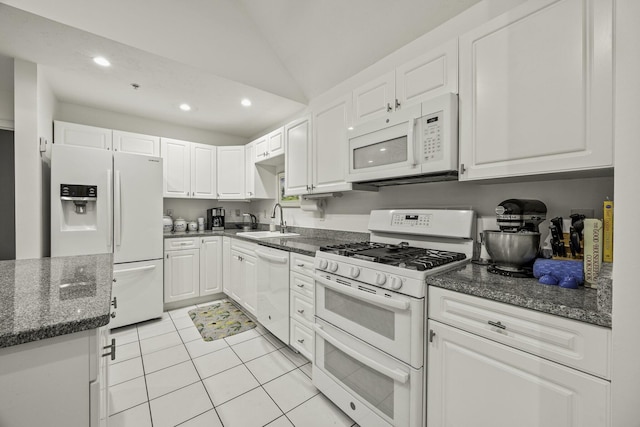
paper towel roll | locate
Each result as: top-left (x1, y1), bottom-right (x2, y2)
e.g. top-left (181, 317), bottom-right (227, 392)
top-left (300, 198), bottom-right (324, 212)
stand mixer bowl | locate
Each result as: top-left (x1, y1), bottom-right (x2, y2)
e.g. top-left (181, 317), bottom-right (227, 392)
top-left (483, 230), bottom-right (541, 270)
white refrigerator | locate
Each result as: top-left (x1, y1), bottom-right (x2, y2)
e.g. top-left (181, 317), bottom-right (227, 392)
top-left (51, 144), bottom-right (163, 329)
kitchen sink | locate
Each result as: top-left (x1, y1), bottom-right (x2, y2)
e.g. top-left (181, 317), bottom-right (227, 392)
top-left (235, 231), bottom-right (300, 239)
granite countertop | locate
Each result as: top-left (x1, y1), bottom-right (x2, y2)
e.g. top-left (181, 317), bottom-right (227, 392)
top-left (164, 226), bottom-right (369, 257)
top-left (428, 263), bottom-right (612, 328)
top-left (0, 254), bottom-right (114, 348)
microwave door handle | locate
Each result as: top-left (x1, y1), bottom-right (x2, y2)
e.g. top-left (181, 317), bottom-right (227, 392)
top-left (314, 324), bottom-right (409, 384)
top-left (313, 273), bottom-right (410, 311)
top-left (409, 120), bottom-right (417, 167)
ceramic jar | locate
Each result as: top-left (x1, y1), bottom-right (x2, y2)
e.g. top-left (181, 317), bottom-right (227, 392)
top-left (188, 221), bottom-right (198, 231)
top-left (163, 215), bottom-right (173, 232)
top-left (173, 217), bottom-right (187, 232)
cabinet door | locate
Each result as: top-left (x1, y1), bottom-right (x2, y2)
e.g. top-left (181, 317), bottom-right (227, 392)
top-left (285, 116), bottom-right (312, 196)
top-left (200, 237), bottom-right (222, 295)
top-left (427, 320), bottom-right (611, 427)
top-left (161, 138), bottom-right (191, 198)
top-left (164, 249), bottom-right (199, 303)
top-left (312, 94), bottom-right (353, 193)
top-left (245, 142), bottom-right (255, 198)
top-left (395, 38), bottom-right (458, 107)
top-left (254, 135), bottom-right (268, 162)
top-left (222, 237), bottom-right (231, 294)
top-left (216, 146), bottom-right (245, 199)
top-left (113, 130), bottom-right (160, 156)
top-left (191, 143), bottom-right (217, 199)
top-left (54, 121), bottom-right (112, 150)
top-left (267, 126), bottom-right (285, 158)
top-left (352, 70), bottom-right (395, 124)
top-left (228, 248), bottom-right (244, 303)
top-left (458, 0), bottom-right (613, 180)
top-left (242, 252), bottom-right (258, 318)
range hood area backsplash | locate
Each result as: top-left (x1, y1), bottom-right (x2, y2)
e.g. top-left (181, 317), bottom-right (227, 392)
top-left (166, 175), bottom-right (614, 239)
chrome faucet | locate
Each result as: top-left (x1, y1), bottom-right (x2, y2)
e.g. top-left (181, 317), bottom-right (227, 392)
top-left (271, 203), bottom-right (286, 233)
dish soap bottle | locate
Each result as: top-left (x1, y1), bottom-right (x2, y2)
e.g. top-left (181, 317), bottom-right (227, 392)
top-left (269, 218), bottom-right (276, 232)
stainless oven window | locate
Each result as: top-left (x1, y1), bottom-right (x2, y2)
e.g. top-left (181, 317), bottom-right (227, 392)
top-left (353, 136), bottom-right (407, 170)
top-left (325, 341), bottom-right (395, 419)
top-left (325, 287), bottom-right (395, 339)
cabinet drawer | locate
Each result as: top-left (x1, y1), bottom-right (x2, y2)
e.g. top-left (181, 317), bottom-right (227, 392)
top-left (290, 292), bottom-right (314, 326)
top-left (290, 271), bottom-right (314, 299)
top-left (290, 253), bottom-right (315, 276)
top-left (164, 238), bottom-right (200, 250)
top-left (428, 287), bottom-right (611, 379)
top-left (290, 318), bottom-right (313, 361)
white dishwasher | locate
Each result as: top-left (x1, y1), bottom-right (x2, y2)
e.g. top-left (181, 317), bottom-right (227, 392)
top-left (256, 246), bottom-right (290, 344)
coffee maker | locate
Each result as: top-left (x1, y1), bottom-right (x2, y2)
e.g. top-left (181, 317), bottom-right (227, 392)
top-left (207, 207), bottom-right (225, 231)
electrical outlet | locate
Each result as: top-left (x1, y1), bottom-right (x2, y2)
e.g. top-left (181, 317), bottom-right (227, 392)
top-left (235, 209), bottom-right (241, 216)
top-left (167, 209), bottom-right (173, 216)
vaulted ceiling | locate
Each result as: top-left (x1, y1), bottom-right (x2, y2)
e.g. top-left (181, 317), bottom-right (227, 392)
top-left (0, 0), bottom-right (481, 137)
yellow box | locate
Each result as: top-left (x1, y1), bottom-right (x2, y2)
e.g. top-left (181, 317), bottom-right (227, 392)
top-left (603, 200), bottom-right (613, 262)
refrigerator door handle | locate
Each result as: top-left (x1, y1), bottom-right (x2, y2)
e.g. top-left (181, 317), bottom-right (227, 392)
top-left (115, 170), bottom-right (122, 247)
top-left (106, 169), bottom-right (112, 249)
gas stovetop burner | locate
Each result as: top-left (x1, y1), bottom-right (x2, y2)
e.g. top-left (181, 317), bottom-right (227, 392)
top-left (320, 241), bottom-right (466, 271)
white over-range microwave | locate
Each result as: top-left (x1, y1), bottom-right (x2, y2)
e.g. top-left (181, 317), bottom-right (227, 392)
top-left (346, 93), bottom-right (458, 186)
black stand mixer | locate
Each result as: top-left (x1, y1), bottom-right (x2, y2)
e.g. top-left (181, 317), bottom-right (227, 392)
top-left (484, 199), bottom-right (547, 277)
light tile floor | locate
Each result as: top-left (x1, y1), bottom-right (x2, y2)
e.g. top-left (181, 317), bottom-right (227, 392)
top-left (107, 300), bottom-right (357, 427)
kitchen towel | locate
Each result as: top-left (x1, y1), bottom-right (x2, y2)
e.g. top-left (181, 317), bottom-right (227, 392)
top-left (533, 259), bottom-right (584, 288)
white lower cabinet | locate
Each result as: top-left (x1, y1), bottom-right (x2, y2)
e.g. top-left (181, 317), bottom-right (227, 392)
top-left (0, 327), bottom-right (110, 427)
top-left (164, 237), bottom-right (223, 304)
top-left (222, 236), bottom-right (231, 295)
top-left (111, 259), bottom-right (163, 329)
top-left (200, 236), bottom-right (223, 295)
top-left (228, 239), bottom-right (258, 317)
top-left (427, 287), bottom-right (611, 427)
top-left (289, 253), bottom-right (315, 361)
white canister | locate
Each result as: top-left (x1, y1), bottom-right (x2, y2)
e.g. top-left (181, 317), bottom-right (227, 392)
top-left (163, 215), bottom-right (173, 232)
top-left (197, 217), bottom-right (205, 230)
top-left (188, 221), bottom-right (198, 231)
top-left (173, 217), bottom-right (187, 232)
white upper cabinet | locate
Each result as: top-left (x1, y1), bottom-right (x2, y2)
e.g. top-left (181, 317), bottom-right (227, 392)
top-left (217, 146), bottom-right (245, 199)
top-left (54, 121), bottom-right (112, 150)
top-left (161, 138), bottom-right (191, 198)
top-left (458, 0), bottom-right (613, 181)
top-left (246, 141), bottom-right (276, 200)
top-left (352, 39), bottom-right (458, 124)
top-left (312, 94), bottom-right (354, 194)
top-left (113, 130), bottom-right (160, 156)
top-left (190, 143), bottom-right (217, 199)
top-left (245, 142), bottom-right (256, 198)
top-left (255, 127), bottom-right (285, 164)
top-left (284, 116), bottom-right (312, 196)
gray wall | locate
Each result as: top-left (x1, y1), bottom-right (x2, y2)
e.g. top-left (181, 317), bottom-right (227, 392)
top-left (0, 129), bottom-right (15, 260)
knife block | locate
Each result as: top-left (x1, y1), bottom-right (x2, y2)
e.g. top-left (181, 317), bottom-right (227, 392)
top-left (552, 232), bottom-right (583, 260)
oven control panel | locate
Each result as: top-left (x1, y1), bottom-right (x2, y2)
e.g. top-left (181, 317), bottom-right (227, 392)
top-left (391, 213), bottom-right (432, 228)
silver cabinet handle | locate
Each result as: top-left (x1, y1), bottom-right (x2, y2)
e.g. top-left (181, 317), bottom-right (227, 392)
top-left (111, 297), bottom-right (117, 309)
top-left (488, 320), bottom-right (506, 330)
top-left (102, 338), bottom-right (117, 361)
top-left (460, 163), bottom-right (466, 174)
top-left (296, 283), bottom-right (304, 288)
top-left (395, 99), bottom-right (401, 110)
top-left (110, 312), bottom-right (116, 318)
top-left (297, 339), bottom-right (305, 344)
top-left (297, 309), bottom-right (304, 314)
top-left (387, 103), bottom-right (392, 112)
top-left (296, 263), bottom-right (305, 267)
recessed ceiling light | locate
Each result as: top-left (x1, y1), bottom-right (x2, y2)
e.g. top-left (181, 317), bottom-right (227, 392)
top-left (347, 126), bottom-right (354, 131)
top-left (368, 160), bottom-right (374, 163)
top-left (380, 148), bottom-right (387, 152)
top-left (93, 56), bottom-right (111, 67)
top-left (179, 103), bottom-right (192, 111)
top-left (241, 99), bottom-right (252, 107)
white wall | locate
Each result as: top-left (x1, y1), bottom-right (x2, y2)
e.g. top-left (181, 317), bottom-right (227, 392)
top-left (0, 54), bottom-right (14, 129)
top-left (56, 102), bottom-right (248, 146)
top-left (611, 0), bottom-right (640, 424)
top-left (14, 59), bottom-right (42, 259)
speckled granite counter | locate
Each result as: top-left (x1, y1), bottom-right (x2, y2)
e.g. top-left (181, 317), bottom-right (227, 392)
top-left (164, 226), bottom-right (369, 257)
top-left (428, 263), bottom-right (612, 328)
top-left (0, 254), bottom-right (114, 348)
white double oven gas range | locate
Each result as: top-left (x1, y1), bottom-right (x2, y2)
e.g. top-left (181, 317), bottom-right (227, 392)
top-left (312, 209), bottom-right (475, 427)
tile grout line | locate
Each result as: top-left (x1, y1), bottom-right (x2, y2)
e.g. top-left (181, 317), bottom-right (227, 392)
top-left (135, 320), bottom-right (154, 426)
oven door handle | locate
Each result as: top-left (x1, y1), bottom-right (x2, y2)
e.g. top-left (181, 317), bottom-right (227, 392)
top-left (314, 274), bottom-right (410, 311)
top-left (314, 324), bottom-right (409, 384)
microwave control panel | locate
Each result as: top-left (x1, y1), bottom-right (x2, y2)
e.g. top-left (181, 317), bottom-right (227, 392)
top-left (420, 111), bottom-right (443, 162)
